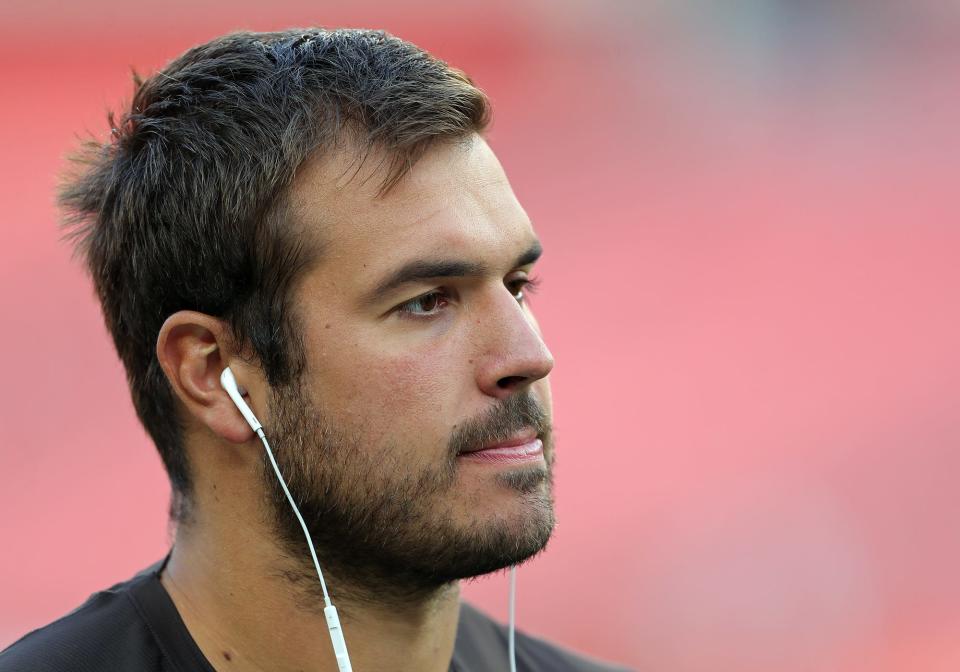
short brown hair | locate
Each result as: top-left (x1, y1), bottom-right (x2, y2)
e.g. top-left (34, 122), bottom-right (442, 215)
top-left (59, 28), bottom-right (490, 520)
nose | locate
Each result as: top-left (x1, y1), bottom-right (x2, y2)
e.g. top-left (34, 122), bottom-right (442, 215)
top-left (474, 291), bottom-right (555, 399)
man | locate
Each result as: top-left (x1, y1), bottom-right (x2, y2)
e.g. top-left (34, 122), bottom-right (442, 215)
top-left (0, 29), bottom-right (628, 671)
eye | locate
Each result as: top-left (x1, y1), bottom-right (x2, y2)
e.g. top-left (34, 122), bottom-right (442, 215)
top-left (397, 289), bottom-right (450, 318)
top-left (506, 275), bottom-right (540, 303)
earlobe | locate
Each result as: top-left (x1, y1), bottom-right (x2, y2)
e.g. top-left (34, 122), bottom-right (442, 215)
top-left (156, 311), bottom-right (258, 444)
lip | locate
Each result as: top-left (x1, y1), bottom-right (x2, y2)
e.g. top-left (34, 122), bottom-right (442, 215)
top-left (459, 427), bottom-right (539, 455)
top-left (458, 437), bottom-right (544, 464)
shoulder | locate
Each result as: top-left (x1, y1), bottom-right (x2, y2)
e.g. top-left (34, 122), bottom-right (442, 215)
top-left (456, 602), bottom-right (634, 672)
top-left (0, 571), bottom-right (164, 672)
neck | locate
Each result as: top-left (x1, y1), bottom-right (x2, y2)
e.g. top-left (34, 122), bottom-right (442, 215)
top-left (161, 506), bottom-right (461, 672)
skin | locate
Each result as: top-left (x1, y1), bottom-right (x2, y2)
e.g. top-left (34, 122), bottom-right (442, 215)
top-left (155, 134), bottom-right (554, 672)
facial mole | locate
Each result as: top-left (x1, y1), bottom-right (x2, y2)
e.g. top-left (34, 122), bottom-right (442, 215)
top-left (223, 651), bottom-right (232, 662)
top-left (325, 323), bottom-right (331, 329)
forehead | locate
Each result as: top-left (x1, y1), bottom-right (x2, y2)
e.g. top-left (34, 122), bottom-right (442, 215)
top-left (288, 135), bottom-right (535, 273)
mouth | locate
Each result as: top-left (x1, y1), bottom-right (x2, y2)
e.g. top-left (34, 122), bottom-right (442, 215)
top-left (458, 427), bottom-right (538, 454)
top-left (457, 427), bottom-right (544, 464)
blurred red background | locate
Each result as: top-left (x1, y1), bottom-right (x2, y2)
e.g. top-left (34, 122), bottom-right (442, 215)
top-left (2, 2), bottom-right (960, 670)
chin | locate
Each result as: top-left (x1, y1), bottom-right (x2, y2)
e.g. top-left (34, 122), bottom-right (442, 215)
top-left (464, 510), bottom-right (556, 578)
top-left (449, 484), bottom-right (556, 578)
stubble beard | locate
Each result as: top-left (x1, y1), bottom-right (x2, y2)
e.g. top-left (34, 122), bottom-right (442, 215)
top-left (260, 379), bottom-right (556, 608)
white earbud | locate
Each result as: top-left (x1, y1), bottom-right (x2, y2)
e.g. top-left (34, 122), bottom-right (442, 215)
top-left (219, 367), bottom-right (262, 433)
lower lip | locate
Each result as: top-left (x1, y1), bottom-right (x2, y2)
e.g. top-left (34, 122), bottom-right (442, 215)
top-left (458, 438), bottom-right (544, 465)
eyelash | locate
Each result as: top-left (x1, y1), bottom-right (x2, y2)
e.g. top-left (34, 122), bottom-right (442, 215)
top-left (396, 276), bottom-right (541, 319)
top-left (511, 275), bottom-right (540, 300)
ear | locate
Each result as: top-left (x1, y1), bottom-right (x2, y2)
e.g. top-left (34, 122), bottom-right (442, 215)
top-left (156, 311), bottom-right (264, 444)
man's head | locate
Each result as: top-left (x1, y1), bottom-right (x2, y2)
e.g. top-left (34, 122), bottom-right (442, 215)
top-left (61, 28), bottom-right (555, 598)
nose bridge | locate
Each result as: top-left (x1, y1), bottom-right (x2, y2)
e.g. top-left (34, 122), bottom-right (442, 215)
top-left (473, 287), bottom-right (554, 395)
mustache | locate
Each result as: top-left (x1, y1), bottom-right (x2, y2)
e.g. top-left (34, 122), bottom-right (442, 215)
top-left (448, 392), bottom-right (551, 455)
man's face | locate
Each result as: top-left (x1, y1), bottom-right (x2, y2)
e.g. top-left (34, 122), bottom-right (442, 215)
top-left (263, 136), bottom-right (555, 600)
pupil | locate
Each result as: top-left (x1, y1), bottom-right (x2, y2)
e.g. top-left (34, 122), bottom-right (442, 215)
top-left (420, 294), bottom-right (438, 311)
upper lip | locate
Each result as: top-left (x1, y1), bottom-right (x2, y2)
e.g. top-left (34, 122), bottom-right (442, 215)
top-left (461, 427), bottom-right (539, 454)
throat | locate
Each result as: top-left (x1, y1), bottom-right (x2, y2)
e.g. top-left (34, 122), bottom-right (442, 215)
top-left (160, 540), bottom-right (463, 672)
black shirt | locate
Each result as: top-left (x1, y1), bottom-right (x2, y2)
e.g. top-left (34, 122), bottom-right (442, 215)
top-left (0, 560), bottom-right (630, 671)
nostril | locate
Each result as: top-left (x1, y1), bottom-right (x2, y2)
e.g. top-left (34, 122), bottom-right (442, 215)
top-left (497, 375), bottom-right (527, 389)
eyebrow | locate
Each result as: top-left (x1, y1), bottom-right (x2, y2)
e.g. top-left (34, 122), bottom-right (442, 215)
top-left (363, 240), bottom-right (543, 306)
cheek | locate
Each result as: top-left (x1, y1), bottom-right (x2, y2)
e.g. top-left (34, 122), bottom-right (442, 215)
top-left (372, 352), bottom-right (447, 405)
top-left (311, 335), bottom-right (468, 446)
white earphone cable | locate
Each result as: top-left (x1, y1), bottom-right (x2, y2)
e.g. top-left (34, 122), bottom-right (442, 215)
top-left (509, 566), bottom-right (517, 672)
top-left (256, 427), bottom-right (333, 606)
top-left (225, 368), bottom-right (516, 672)
top-left (257, 428), bottom-right (352, 672)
